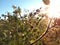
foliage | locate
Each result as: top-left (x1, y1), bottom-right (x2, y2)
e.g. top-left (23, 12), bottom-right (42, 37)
top-left (0, 6), bottom-right (60, 45)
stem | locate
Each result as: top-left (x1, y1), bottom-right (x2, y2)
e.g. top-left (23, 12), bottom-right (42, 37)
top-left (30, 18), bottom-right (52, 45)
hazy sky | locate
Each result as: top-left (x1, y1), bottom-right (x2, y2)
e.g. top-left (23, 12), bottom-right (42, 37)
top-left (0, 0), bottom-right (43, 17)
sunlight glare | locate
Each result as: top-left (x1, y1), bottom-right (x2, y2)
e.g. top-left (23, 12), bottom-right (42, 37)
top-left (47, 0), bottom-right (60, 18)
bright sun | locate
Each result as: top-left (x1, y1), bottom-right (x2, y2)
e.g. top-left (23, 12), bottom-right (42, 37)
top-left (44, 0), bottom-right (60, 18)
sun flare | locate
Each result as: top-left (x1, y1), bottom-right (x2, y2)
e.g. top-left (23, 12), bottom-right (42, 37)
top-left (44, 0), bottom-right (60, 18)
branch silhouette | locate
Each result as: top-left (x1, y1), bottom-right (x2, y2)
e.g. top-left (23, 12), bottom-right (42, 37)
top-left (30, 18), bottom-right (52, 45)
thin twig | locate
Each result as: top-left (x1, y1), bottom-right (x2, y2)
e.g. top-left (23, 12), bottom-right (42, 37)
top-left (30, 19), bottom-right (52, 45)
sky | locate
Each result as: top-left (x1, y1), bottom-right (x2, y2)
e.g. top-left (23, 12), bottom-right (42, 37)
top-left (0, 0), bottom-right (44, 17)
